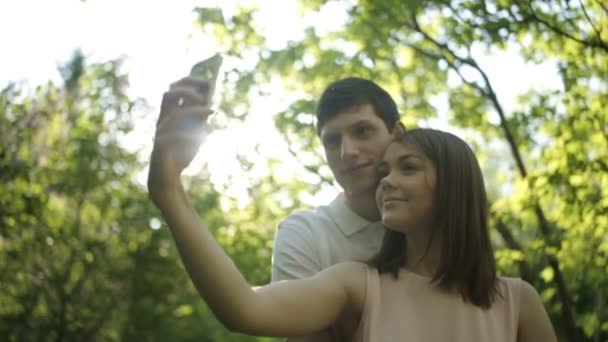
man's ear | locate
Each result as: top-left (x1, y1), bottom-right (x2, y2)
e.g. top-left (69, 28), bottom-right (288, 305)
top-left (391, 121), bottom-right (406, 137)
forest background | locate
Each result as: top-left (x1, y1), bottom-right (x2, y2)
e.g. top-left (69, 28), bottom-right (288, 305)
top-left (1, 0), bottom-right (606, 341)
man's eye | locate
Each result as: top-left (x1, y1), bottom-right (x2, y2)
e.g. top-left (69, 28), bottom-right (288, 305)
top-left (354, 125), bottom-right (371, 137)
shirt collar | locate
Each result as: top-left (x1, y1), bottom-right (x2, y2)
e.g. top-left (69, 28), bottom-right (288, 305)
top-left (328, 193), bottom-right (380, 236)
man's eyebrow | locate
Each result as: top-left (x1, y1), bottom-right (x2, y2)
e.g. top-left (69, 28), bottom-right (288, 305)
top-left (350, 119), bottom-right (376, 127)
top-left (321, 119), bottom-right (379, 139)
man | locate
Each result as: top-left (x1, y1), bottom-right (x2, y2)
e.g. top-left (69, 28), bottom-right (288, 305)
top-left (271, 77), bottom-right (404, 341)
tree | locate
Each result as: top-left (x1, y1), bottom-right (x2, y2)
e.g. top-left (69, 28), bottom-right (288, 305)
top-left (0, 51), bottom-right (281, 341)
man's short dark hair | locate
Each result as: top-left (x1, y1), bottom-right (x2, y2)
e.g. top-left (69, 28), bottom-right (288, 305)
top-left (315, 77), bottom-right (400, 135)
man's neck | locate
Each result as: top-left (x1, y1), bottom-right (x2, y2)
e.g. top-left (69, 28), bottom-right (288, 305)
top-left (343, 190), bottom-right (381, 221)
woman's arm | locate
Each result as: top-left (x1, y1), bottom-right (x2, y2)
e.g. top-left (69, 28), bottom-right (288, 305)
top-left (148, 77), bottom-right (364, 337)
top-left (152, 182), bottom-right (364, 336)
top-left (517, 281), bottom-right (558, 342)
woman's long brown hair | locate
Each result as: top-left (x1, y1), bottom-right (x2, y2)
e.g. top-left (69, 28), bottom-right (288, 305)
top-left (369, 128), bottom-right (500, 309)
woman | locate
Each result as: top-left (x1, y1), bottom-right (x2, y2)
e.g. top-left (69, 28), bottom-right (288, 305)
top-left (148, 78), bottom-right (557, 341)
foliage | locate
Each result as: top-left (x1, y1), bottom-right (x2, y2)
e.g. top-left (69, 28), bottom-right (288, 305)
top-left (2, 0), bottom-right (607, 340)
top-left (0, 51), bottom-right (280, 341)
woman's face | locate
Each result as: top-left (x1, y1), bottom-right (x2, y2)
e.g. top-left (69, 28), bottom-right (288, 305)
top-left (375, 142), bottom-right (437, 233)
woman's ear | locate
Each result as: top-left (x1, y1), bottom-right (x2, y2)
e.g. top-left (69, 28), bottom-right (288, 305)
top-left (391, 121), bottom-right (406, 138)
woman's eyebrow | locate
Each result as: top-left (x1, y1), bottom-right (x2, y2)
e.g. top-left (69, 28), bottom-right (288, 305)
top-left (379, 152), bottom-right (423, 167)
top-left (397, 154), bottom-right (422, 162)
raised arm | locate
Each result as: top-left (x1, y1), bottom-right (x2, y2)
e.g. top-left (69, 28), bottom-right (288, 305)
top-left (147, 77), bottom-right (362, 337)
top-left (517, 281), bottom-right (558, 342)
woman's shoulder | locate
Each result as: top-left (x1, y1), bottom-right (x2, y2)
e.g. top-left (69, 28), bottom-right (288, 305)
top-left (498, 275), bottom-right (520, 284)
top-left (497, 276), bottom-right (543, 309)
top-left (500, 278), bottom-right (558, 341)
top-left (498, 276), bottom-right (537, 291)
top-left (496, 276), bottom-right (523, 297)
top-left (322, 261), bottom-right (369, 286)
top-left (322, 262), bottom-right (369, 306)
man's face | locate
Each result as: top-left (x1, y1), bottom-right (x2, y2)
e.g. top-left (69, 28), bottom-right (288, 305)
top-left (319, 103), bottom-right (393, 195)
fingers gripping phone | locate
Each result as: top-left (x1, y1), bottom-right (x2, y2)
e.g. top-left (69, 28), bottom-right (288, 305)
top-left (189, 54), bottom-right (224, 128)
top-left (189, 53), bottom-right (223, 100)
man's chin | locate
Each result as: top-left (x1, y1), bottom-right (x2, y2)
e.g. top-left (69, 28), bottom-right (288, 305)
top-left (342, 178), bottom-right (377, 196)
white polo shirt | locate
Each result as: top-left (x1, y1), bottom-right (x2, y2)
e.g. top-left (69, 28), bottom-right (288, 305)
top-left (271, 193), bottom-right (386, 282)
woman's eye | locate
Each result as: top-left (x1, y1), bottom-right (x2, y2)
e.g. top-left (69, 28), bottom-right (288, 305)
top-left (400, 163), bottom-right (417, 172)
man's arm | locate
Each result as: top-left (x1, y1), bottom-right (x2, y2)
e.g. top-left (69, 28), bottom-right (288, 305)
top-left (272, 221), bottom-right (337, 342)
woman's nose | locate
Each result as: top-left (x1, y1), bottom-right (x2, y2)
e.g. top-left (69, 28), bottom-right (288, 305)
top-left (379, 173), bottom-right (395, 189)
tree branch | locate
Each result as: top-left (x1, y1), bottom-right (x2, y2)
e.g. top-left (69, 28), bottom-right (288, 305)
top-left (579, 0), bottom-right (605, 43)
top-left (408, 13), bottom-right (530, 178)
top-left (594, 0), bottom-right (608, 17)
top-left (527, 3), bottom-right (608, 52)
top-left (495, 220), bottom-right (531, 282)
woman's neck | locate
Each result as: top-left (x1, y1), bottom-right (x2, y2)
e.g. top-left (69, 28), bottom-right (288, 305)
top-left (404, 229), bottom-right (441, 278)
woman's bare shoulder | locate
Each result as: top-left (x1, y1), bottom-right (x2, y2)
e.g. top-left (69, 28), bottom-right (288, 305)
top-left (321, 262), bottom-right (367, 284)
top-left (324, 261), bottom-right (368, 274)
top-left (320, 262), bottom-right (368, 308)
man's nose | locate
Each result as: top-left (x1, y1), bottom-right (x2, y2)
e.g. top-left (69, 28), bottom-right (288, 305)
top-left (340, 137), bottom-right (359, 160)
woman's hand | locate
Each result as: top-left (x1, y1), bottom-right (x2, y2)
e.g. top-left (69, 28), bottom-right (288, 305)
top-left (148, 77), bottom-right (214, 197)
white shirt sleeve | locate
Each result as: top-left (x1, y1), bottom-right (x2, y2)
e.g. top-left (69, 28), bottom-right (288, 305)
top-left (271, 218), bottom-right (322, 282)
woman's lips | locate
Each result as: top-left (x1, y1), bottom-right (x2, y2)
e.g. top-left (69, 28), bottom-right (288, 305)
top-left (382, 197), bottom-right (407, 205)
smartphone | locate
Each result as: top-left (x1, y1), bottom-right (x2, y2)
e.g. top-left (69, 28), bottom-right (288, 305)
top-left (189, 53), bottom-right (223, 99)
top-left (189, 54), bottom-right (224, 128)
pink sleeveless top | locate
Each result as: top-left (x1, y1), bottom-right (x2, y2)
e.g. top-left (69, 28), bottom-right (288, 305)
top-left (353, 267), bottom-right (521, 342)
